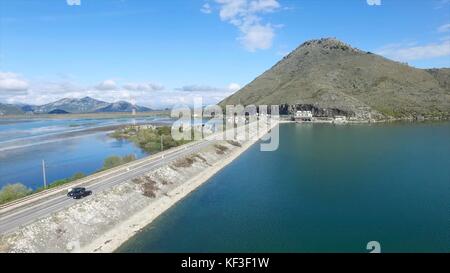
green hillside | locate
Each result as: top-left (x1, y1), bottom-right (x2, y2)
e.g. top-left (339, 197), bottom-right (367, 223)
top-left (221, 38), bottom-right (450, 120)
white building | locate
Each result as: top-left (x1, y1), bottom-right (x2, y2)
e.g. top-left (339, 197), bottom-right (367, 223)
top-left (334, 116), bottom-right (347, 123)
top-left (294, 110), bottom-right (313, 121)
top-left (295, 111), bottom-right (313, 118)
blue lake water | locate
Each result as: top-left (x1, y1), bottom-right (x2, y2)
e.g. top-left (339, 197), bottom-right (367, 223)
top-left (0, 116), bottom-right (172, 189)
top-left (0, 133), bottom-right (146, 189)
top-left (0, 116), bottom-right (171, 143)
top-left (118, 122), bottom-right (450, 253)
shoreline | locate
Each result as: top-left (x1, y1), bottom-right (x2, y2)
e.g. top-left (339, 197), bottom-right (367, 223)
top-left (281, 118), bottom-right (450, 125)
top-left (1, 120), bottom-right (447, 253)
top-left (81, 121), bottom-right (279, 253)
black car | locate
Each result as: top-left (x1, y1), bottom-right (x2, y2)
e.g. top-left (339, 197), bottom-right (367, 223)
top-left (67, 187), bottom-right (92, 199)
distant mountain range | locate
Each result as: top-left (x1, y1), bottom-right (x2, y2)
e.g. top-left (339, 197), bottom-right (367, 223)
top-left (221, 38), bottom-right (450, 120)
top-left (0, 104), bottom-right (24, 116)
top-left (0, 97), bottom-right (152, 115)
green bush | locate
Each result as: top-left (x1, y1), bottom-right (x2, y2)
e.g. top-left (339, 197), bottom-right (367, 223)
top-left (0, 153), bottom-right (137, 205)
top-left (144, 142), bottom-right (160, 152)
top-left (156, 126), bottom-right (171, 136)
top-left (0, 183), bottom-right (32, 205)
top-left (111, 126), bottom-right (191, 153)
top-left (72, 172), bottom-right (86, 180)
top-left (101, 154), bottom-right (137, 170)
top-left (122, 154), bottom-right (136, 164)
top-left (103, 156), bottom-right (123, 169)
top-left (35, 172), bottom-right (87, 192)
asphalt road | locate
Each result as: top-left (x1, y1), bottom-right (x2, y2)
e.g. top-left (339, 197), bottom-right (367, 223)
top-left (0, 139), bottom-right (216, 235)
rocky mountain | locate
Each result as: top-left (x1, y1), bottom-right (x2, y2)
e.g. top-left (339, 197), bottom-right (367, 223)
top-left (95, 101), bottom-right (151, 113)
top-left (0, 103), bottom-right (24, 116)
top-left (33, 97), bottom-right (110, 114)
top-left (221, 38), bottom-right (450, 120)
top-left (426, 68), bottom-right (450, 91)
top-left (17, 104), bottom-right (36, 113)
top-left (0, 97), bottom-right (152, 115)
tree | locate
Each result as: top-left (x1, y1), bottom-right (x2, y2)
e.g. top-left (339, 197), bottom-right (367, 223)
top-left (0, 183), bottom-right (32, 205)
top-left (157, 126), bottom-right (171, 136)
top-left (122, 154), bottom-right (136, 163)
top-left (102, 155), bottom-right (136, 170)
top-left (103, 156), bottom-right (123, 169)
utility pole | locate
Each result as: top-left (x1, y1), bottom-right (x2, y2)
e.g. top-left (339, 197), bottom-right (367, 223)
top-left (160, 135), bottom-right (163, 151)
top-left (42, 159), bottom-right (47, 189)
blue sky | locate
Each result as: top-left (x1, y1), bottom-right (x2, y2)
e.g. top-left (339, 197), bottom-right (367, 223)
top-left (0, 0), bottom-right (449, 108)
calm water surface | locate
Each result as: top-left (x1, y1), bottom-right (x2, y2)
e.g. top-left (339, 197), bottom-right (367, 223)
top-left (0, 117), bottom-right (172, 189)
top-left (0, 133), bottom-right (146, 189)
top-left (118, 122), bottom-right (450, 253)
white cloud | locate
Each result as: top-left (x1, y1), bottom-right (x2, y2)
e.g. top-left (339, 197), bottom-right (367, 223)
top-left (95, 79), bottom-right (117, 91)
top-left (155, 91), bottom-right (231, 108)
top-left (1, 73), bottom-right (236, 109)
top-left (366, 0), bottom-right (381, 6)
top-left (239, 24), bottom-right (274, 51)
top-left (201, 3), bottom-right (212, 14)
top-left (249, 0), bottom-right (280, 12)
top-left (122, 82), bottom-right (164, 91)
top-left (228, 82), bottom-right (241, 92)
top-left (438, 23), bottom-right (450, 33)
top-left (0, 72), bottom-right (29, 93)
top-left (176, 84), bottom-right (223, 92)
top-left (376, 39), bottom-right (450, 62)
top-left (66, 0), bottom-right (81, 6)
top-left (169, 83), bottom-right (239, 107)
top-left (207, 0), bottom-right (281, 51)
top-left (176, 83), bottom-right (241, 93)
